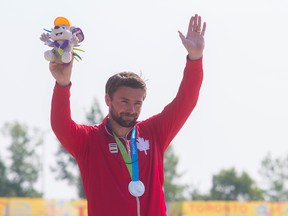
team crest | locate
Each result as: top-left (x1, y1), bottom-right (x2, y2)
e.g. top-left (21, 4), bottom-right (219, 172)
top-left (109, 143), bottom-right (118, 153)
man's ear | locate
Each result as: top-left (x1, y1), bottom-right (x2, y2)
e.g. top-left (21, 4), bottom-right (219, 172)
top-left (105, 94), bottom-right (111, 106)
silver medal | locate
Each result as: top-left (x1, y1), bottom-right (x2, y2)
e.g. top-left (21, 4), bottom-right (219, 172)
top-left (128, 180), bottom-right (145, 197)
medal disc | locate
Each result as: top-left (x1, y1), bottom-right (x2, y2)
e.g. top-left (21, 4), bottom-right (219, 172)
top-left (128, 180), bottom-right (145, 197)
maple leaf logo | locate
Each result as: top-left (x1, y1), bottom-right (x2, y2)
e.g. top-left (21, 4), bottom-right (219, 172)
top-left (137, 137), bottom-right (150, 155)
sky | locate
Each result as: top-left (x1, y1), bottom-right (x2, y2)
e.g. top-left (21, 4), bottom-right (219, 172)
top-left (1, 0), bottom-right (288, 199)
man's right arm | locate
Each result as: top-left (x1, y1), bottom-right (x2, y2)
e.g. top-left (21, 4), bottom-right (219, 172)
top-left (49, 60), bottom-right (90, 158)
top-left (50, 83), bottom-right (76, 155)
top-left (50, 82), bottom-right (93, 158)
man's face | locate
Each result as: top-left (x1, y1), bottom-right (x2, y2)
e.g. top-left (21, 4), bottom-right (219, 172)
top-left (106, 86), bottom-right (145, 128)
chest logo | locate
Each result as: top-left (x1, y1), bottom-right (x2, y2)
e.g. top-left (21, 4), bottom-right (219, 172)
top-left (108, 143), bottom-right (118, 153)
top-left (137, 137), bottom-right (150, 155)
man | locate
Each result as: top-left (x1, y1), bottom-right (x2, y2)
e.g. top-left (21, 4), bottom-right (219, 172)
top-left (49, 14), bottom-right (206, 216)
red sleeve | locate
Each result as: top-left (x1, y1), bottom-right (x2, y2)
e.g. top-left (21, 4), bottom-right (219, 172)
top-left (50, 83), bottom-right (91, 158)
top-left (143, 57), bottom-right (203, 151)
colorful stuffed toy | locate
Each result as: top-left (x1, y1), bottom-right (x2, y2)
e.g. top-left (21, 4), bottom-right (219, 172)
top-left (40, 17), bottom-right (84, 63)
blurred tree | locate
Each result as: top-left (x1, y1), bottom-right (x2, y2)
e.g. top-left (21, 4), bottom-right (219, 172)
top-left (164, 145), bottom-right (187, 201)
top-left (0, 156), bottom-right (10, 196)
top-left (259, 152), bottom-right (288, 201)
top-left (0, 122), bottom-right (43, 197)
top-left (52, 98), bottom-right (104, 198)
top-left (85, 98), bottom-right (105, 125)
top-left (189, 185), bottom-right (210, 200)
top-left (190, 168), bottom-right (263, 201)
top-left (209, 168), bottom-right (263, 201)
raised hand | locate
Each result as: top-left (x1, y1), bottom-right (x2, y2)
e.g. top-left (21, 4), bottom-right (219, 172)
top-left (178, 14), bottom-right (206, 60)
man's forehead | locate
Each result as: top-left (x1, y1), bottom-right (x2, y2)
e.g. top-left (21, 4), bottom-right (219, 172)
top-left (114, 86), bottom-right (145, 100)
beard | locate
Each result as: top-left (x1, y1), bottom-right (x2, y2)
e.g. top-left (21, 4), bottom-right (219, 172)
top-left (109, 105), bottom-right (138, 128)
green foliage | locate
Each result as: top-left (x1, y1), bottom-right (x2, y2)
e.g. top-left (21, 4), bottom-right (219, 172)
top-left (0, 156), bottom-right (10, 195)
top-left (0, 122), bottom-right (43, 197)
top-left (164, 145), bottom-right (187, 201)
top-left (190, 168), bottom-right (264, 201)
top-left (259, 152), bottom-right (288, 201)
top-left (52, 145), bottom-right (78, 184)
top-left (209, 168), bottom-right (263, 201)
top-left (85, 98), bottom-right (105, 125)
top-left (189, 186), bottom-right (211, 200)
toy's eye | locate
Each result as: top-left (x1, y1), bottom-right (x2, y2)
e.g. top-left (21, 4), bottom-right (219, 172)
top-left (62, 26), bottom-right (66, 29)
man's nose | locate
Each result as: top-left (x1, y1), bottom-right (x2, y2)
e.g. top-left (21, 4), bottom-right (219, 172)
top-left (127, 104), bottom-right (136, 113)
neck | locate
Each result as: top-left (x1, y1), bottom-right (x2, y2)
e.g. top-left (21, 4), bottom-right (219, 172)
top-left (108, 118), bottom-right (132, 137)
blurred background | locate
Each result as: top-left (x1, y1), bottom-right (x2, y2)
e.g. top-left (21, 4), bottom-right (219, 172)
top-left (0, 0), bottom-right (288, 214)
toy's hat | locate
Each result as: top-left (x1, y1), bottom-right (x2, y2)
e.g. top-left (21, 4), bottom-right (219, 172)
top-left (54, 17), bottom-right (71, 27)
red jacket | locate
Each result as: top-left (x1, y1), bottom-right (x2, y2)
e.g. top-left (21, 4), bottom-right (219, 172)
top-left (51, 57), bottom-right (203, 216)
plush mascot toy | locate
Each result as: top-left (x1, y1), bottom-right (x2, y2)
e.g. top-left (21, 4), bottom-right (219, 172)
top-left (40, 17), bottom-right (84, 63)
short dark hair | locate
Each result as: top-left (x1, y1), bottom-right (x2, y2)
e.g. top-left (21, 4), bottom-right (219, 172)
top-left (105, 72), bottom-right (147, 99)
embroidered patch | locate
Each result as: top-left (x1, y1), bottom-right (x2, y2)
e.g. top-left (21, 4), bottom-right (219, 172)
top-left (137, 137), bottom-right (150, 155)
top-left (109, 143), bottom-right (118, 153)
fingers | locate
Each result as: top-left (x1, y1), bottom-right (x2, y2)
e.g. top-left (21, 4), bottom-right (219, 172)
top-left (49, 61), bottom-right (58, 72)
top-left (201, 22), bottom-right (206, 37)
top-left (49, 61), bottom-right (72, 74)
top-left (196, 16), bottom-right (202, 33)
top-left (187, 14), bottom-right (206, 36)
top-left (187, 15), bottom-right (195, 37)
top-left (178, 31), bottom-right (185, 42)
top-left (192, 14), bottom-right (201, 33)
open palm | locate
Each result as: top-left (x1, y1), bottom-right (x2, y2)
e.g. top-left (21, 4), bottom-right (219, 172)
top-left (179, 14), bottom-right (206, 60)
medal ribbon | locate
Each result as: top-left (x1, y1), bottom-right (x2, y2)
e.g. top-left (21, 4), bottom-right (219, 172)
top-left (130, 127), bottom-right (139, 181)
top-left (112, 127), bottom-right (139, 181)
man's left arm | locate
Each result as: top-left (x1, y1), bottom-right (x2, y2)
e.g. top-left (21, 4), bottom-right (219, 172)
top-left (144, 14), bottom-right (206, 149)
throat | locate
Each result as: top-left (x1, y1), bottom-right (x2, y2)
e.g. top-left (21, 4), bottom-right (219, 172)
top-left (108, 119), bottom-right (132, 137)
top-left (113, 128), bottom-right (131, 138)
